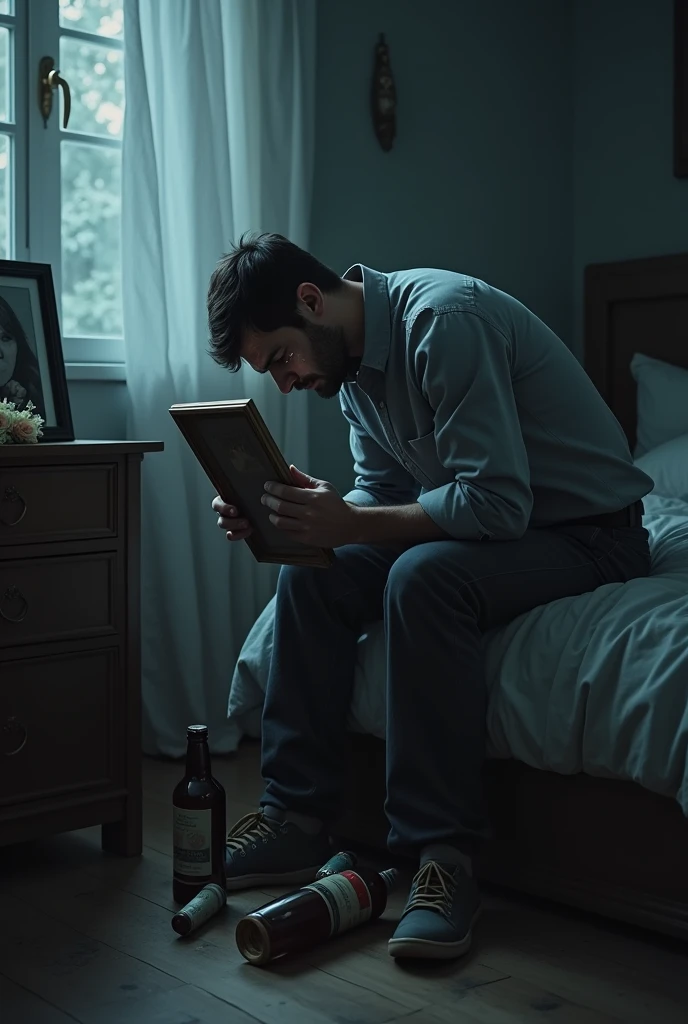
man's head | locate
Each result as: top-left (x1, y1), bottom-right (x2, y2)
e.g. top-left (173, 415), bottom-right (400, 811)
top-left (207, 233), bottom-right (361, 398)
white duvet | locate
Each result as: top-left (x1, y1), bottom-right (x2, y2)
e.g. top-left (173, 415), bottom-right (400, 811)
top-left (228, 492), bottom-right (688, 815)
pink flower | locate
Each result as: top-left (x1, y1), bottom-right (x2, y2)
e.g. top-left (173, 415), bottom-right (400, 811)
top-left (0, 408), bottom-right (11, 431)
top-left (10, 417), bottom-right (39, 443)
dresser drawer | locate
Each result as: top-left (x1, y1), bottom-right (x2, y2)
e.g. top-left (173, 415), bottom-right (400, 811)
top-left (0, 552), bottom-right (117, 648)
top-left (0, 645), bottom-right (122, 806)
top-left (0, 464), bottom-right (117, 546)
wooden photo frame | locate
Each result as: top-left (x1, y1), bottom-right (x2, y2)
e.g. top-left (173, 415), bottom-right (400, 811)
top-left (0, 261), bottom-right (74, 441)
top-left (170, 399), bottom-right (334, 568)
top-left (675, 0), bottom-right (688, 177)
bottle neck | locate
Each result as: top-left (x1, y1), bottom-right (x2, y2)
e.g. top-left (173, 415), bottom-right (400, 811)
top-left (186, 739), bottom-right (212, 779)
top-left (379, 868), bottom-right (399, 892)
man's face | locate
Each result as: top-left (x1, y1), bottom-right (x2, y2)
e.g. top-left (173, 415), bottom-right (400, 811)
top-left (241, 320), bottom-right (349, 399)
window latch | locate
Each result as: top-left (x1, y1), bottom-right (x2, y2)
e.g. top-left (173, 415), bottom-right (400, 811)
top-left (38, 56), bottom-right (72, 130)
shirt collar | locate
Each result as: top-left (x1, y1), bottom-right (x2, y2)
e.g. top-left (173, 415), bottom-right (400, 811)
top-left (342, 264), bottom-right (391, 374)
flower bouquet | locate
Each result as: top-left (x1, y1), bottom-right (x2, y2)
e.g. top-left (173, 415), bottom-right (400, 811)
top-left (0, 398), bottom-right (44, 444)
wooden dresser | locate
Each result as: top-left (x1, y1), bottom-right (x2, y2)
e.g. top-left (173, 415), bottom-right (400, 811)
top-left (0, 440), bottom-right (162, 856)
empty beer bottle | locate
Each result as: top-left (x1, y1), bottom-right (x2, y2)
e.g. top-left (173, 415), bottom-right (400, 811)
top-left (172, 725), bottom-right (226, 903)
top-left (236, 867), bottom-right (398, 965)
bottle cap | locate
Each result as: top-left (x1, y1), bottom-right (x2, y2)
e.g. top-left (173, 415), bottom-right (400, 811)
top-left (187, 724), bottom-right (208, 739)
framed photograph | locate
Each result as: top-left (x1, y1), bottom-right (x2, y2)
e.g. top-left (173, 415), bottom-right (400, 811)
top-left (0, 261), bottom-right (74, 441)
top-left (170, 399), bottom-right (334, 568)
top-left (675, 0), bottom-right (688, 177)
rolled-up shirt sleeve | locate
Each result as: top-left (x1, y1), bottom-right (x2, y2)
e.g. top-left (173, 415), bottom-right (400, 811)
top-left (340, 391), bottom-right (420, 507)
top-left (412, 308), bottom-right (533, 540)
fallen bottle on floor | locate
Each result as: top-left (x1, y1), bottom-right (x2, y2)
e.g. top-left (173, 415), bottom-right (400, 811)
top-left (236, 866), bottom-right (399, 966)
top-left (171, 882), bottom-right (227, 936)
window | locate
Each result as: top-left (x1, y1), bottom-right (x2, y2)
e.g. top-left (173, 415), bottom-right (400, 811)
top-left (0, 2), bottom-right (26, 264)
top-left (15, 0), bottom-right (126, 378)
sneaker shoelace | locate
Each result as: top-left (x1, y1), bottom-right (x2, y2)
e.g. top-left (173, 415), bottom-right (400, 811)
top-left (225, 811), bottom-right (280, 854)
top-left (404, 861), bottom-right (456, 922)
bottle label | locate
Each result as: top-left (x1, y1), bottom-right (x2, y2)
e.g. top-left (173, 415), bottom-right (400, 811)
top-left (179, 884), bottom-right (226, 926)
top-left (173, 807), bottom-right (212, 877)
top-left (304, 870), bottom-right (372, 936)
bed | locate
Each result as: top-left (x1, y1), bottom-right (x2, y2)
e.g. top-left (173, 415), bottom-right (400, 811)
top-left (228, 253), bottom-right (688, 941)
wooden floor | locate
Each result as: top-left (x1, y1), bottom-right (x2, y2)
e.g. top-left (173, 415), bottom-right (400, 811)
top-left (2, 740), bottom-right (688, 1024)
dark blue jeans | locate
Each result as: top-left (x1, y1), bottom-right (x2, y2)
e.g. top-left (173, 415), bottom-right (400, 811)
top-left (260, 524), bottom-right (651, 858)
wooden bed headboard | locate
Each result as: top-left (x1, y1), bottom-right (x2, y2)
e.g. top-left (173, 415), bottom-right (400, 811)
top-left (584, 253), bottom-right (688, 449)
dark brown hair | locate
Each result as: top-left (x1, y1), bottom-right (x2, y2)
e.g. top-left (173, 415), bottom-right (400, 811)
top-left (207, 232), bottom-right (343, 372)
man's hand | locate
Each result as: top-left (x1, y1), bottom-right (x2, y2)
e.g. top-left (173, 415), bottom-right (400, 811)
top-left (261, 465), bottom-right (358, 548)
top-left (212, 497), bottom-right (253, 542)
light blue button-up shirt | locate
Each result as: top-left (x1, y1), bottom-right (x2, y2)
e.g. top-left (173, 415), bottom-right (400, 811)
top-left (339, 265), bottom-right (653, 541)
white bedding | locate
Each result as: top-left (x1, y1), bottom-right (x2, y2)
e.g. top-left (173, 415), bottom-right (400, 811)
top-left (228, 492), bottom-right (688, 815)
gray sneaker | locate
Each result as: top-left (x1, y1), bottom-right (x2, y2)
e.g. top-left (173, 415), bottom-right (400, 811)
top-left (224, 810), bottom-right (331, 891)
top-left (388, 860), bottom-right (481, 960)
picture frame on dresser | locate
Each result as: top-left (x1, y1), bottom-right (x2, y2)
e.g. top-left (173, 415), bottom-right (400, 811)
top-left (0, 261), bottom-right (74, 442)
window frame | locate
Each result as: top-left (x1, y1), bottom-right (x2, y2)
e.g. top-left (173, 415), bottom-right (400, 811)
top-left (27, 0), bottom-right (125, 380)
top-left (0, 2), bottom-right (28, 264)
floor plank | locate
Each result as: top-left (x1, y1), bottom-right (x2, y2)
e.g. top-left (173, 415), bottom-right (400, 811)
top-left (1, 894), bottom-right (185, 1023)
top-left (1, 747), bottom-right (687, 1024)
top-left (0, 974), bottom-right (80, 1024)
top-left (3, 865), bottom-right (412, 1024)
top-left (411, 973), bottom-right (629, 1024)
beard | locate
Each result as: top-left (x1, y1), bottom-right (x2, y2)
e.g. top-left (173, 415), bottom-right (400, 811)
top-left (294, 322), bottom-right (350, 399)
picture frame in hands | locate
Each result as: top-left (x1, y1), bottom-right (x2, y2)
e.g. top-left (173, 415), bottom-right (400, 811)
top-left (0, 261), bottom-right (74, 441)
top-left (169, 399), bottom-right (335, 568)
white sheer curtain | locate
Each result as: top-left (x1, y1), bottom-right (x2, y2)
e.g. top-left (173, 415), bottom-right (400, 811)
top-left (121, 0), bottom-right (316, 756)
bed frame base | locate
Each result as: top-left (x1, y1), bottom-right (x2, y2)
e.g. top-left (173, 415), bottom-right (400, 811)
top-left (335, 736), bottom-right (688, 941)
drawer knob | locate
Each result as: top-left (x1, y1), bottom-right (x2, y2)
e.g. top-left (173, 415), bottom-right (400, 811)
top-left (0, 586), bottom-right (28, 623)
top-left (1, 716), bottom-right (27, 756)
top-left (0, 486), bottom-right (28, 527)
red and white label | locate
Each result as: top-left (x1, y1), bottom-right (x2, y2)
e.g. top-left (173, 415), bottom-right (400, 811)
top-left (304, 870), bottom-right (372, 936)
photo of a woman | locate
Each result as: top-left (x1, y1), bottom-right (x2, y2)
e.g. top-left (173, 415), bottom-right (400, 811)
top-left (0, 293), bottom-right (46, 419)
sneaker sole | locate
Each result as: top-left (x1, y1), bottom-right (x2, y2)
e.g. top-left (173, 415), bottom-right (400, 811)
top-left (387, 908), bottom-right (481, 961)
top-left (225, 864), bottom-right (323, 891)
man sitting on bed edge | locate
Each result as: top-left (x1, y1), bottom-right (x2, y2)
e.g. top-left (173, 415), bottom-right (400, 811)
top-left (206, 232), bottom-right (653, 962)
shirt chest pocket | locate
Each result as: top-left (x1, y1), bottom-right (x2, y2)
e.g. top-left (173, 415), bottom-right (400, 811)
top-left (406, 430), bottom-right (453, 487)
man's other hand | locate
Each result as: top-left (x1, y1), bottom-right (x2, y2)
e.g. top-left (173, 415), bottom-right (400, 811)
top-left (212, 497), bottom-right (253, 542)
top-left (261, 465), bottom-right (357, 548)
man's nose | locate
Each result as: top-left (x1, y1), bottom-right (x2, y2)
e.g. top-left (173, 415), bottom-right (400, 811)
top-left (272, 368), bottom-right (297, 394)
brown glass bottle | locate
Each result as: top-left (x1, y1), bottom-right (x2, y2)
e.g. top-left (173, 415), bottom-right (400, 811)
top-left (172, 725), bottom-right (226, 903)
top-left (236, 867), bottom-right (398, 965)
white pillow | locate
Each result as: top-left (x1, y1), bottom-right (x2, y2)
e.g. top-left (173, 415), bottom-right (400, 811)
top-left (634, 432), bottom-right (688, 499)
top-left (630, 353), bottom-right (688, 457)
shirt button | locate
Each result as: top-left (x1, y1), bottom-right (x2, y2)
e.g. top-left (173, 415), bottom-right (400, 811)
top-left (378, 400), bottom-right (385, 409)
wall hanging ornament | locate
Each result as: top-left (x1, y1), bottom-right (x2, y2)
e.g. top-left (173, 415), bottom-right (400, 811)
top-left (371, 33), bottom-right (396, 152)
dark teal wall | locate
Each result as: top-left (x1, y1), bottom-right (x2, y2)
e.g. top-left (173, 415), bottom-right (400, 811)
top-left (308, 0), bottom-right (574, 493)
top-left (573, 0), bottom-right (688, 352)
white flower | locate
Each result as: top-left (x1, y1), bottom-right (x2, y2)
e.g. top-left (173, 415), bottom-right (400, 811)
top-left (0, 406), bottom-right (13, 432)
top-left (10, 416), bottom-right (39, 443)
top-left (0, 398), bottom-right (43, 444)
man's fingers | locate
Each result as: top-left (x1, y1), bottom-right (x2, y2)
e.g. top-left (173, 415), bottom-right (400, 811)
top-left (262, 493), bottom-right (313, 519)
top-left (218, 516), bottom-right (249, 531)
top-left (226, 526), bottom-right (253, 541)
top-left (212, 497), bottom-right (238, 517)
top-left (264, 482), bottom-right (313, 504)
top-left (268, 513), bottom-right (305, 532)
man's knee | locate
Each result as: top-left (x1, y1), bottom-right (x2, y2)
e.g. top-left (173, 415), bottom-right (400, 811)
top-left (277, 544), bottom-right (370, 598)
top-left (386, 542), bottom-right (456, 601)
top-left (277, 562), bottom-right (318, 598)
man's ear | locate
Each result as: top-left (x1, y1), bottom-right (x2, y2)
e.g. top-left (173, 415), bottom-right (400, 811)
top-left (296, 282), bottom-right (323, 317)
